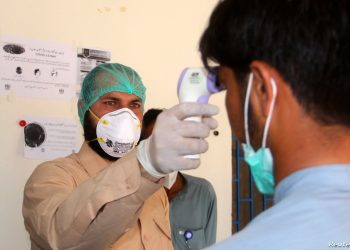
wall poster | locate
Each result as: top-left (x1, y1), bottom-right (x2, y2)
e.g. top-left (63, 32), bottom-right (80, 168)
top-left (0, 35), bottom-right (77, 99)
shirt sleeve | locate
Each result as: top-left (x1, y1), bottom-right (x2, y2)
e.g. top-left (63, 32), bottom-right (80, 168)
top-left (22, 149), bottom-right (163, 250)
top-left (204, 182), bottom-right (218, 246)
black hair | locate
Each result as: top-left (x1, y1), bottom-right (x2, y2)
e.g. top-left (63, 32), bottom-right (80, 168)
top-left (139, 108), bottom-right (163, 141)
top-left (143, 108), bottom-right (163, 127)
top-left (200, 0), bottom-right (350, 126)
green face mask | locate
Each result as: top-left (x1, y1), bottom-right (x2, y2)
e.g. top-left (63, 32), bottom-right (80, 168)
top-left (241, 73), bottom-right (277, 195)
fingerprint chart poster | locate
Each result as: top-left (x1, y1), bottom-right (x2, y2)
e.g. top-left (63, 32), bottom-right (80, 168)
top-left (0, 35), bottom-right (77, 99)
top-left (23, 116), bottom-right (81, 160)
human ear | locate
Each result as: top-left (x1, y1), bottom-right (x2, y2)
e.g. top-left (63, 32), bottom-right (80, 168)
top-left (249, 61), bottom-right (278, 119)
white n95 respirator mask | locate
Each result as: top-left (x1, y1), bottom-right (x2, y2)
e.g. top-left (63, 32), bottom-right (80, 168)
top-left (90, 108), bottom-right (141, 158)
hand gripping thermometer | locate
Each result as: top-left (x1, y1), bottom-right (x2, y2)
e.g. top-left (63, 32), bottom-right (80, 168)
top-left (177, 67), bottom-right (224, 159)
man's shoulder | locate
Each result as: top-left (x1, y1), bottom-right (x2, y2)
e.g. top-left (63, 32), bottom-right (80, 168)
top-left (34, 153), bottom-right (79, 172)
top-left (182, 173), bottom-right (216, 197)
top-left (210, 205), bottom-right (307, 250)
top-left (26, 153), bottom-right (84, 185)
top-left (211, 206), bottom-right (348, 250)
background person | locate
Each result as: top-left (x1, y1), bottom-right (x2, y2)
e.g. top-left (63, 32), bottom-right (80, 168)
top-left (140, 108), bottom-right (217, 250)
top-left (199, 0), bottom-right (350, 249)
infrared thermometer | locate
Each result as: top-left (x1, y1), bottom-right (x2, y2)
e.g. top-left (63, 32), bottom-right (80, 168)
top-left (177, 67), bottom-right (223, 105)
top-left (177, 67), bottom-right (224, 158)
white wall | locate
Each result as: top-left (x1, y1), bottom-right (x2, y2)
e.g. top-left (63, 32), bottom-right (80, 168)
top-left (0, 0), bottom-right (232, 249)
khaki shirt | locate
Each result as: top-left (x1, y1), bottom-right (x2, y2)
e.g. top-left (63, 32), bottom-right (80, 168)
top-left (23, 142), bottom-right (173, 250)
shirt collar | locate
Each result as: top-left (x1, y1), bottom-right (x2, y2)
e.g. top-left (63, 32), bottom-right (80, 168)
top-left (77, 142), bottom-right (112, 177)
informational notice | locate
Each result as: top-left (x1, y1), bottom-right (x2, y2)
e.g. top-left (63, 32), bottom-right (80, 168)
top-left (23, 116), bottom-right (81, 160)
top-left (76, 47), bottom-right (111, 97)
top-left (0, 35), bottom-right (77, 99)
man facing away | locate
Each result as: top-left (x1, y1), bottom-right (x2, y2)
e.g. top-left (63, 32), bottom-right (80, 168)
top-left (140, 108), bottom-right (217, 250)
top-left (199, 0), bottom-right (350, 249)
top-left (22, 63), bottom-right (219, 250)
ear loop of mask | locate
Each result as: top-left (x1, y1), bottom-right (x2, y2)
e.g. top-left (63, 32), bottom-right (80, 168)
top-left (87, 108), bottom-right (108, 143)
top-left (89, 108), bottom-right (109, 125)
top-left (244, 74), bottom-right (277, 148)
top-left (244, 74), bottom-right (254, 146)
top-left (262, 78), bottom-right (277, 147)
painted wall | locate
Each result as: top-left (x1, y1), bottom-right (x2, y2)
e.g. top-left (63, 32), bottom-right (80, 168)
top-left (0, 0), bottom-right (232, 249)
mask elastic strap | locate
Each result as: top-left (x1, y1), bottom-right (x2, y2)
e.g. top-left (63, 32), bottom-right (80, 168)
top-left (89, 108), bottom-right (109, 125)
top-left (244, 73), bottom-right (254, 146)
top-left (87, 109), bottom-right (108, 144)
top-left (87, 137), bottom-right (106, 143)
top-left (261, 78), bottom-right (277, 148)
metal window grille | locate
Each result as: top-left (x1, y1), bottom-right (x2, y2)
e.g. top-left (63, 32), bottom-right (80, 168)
top-left (232, 138), bottom-right (273, 233)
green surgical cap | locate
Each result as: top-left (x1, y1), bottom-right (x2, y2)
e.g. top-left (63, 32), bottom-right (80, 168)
top-left (78, 63), bottom-right (146, 125)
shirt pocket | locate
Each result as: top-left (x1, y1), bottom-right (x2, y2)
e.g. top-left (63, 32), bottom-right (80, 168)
top-left (173, 226), bottom-right (206, 250)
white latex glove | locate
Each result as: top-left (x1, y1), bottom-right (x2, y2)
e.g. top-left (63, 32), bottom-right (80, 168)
top-left (137, 103), bottom-right (219, 178)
